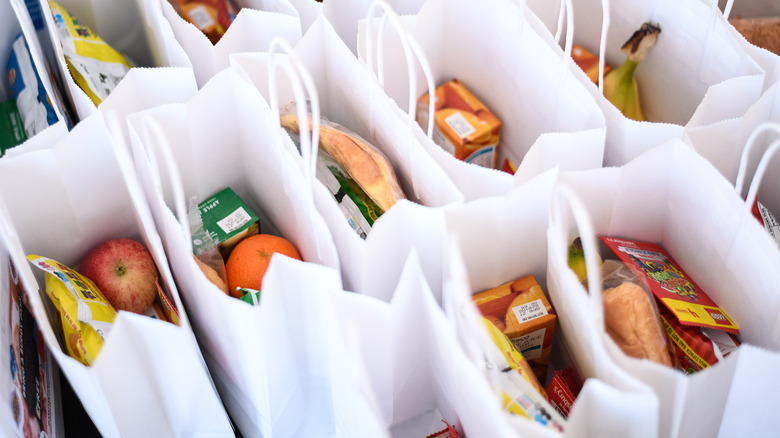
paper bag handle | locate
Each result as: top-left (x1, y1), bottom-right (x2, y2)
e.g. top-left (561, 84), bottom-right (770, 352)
top-left (549, 183), bottom-right (604, 327)
top-left (734, 121), bottom-right (780, 215)
top-left (267, 37), bottom-right (324, 261)
top-left (364, 0), bottom-right (435, 139)
top-left (590, 0), bottom-right (611, 95)
top-left (552, 0), bottom-right (576, 70)
top-left (140, 119), bottom-right (192, 245)
top-left (268, 37), bottom-right (321, 194)
top-left (723, 0), bottom-right (735, 20)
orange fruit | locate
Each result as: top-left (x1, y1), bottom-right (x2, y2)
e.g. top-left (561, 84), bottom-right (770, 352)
top-left (225, 234), bottom-right (302, 297)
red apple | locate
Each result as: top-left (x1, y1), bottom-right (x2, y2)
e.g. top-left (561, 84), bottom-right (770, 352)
top-left (78, 238), bottom-right (159, 314)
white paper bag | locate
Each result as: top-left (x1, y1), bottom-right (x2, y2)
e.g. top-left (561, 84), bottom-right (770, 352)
top-left (230, 17), bottom-right (463, 301)
top-left (0, 211), bottom-right (64, 438)
top-left (159, 0), bottom-right (303, 87)
top-left (126, 67), bottom-right (342, 436)
top-left (258, 255), bottom-right (389, 437)
top-left (548, 139), bottom-right (780, 437)
top-left (523, 0), bottom-right (766, 167)
top-left (357, 0), bottom-right (607, 198)
top-left (685, 82), bottom-right (780, 185)
top-left (330, 250), bottom-right (521, 437)
top-left (434, 167), bottom-right (659, 437)
top-left (0, 111), bottom-right (233, 437)
top-left (323, 0), bottom-right (424, 54)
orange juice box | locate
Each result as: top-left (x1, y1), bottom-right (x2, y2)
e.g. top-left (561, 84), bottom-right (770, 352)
top-left (472, 275), bottom-right (556, 383)
top-left (416, 79), bottom-right (501, 169)
top-left (571, 44), bottom-right (612, 85)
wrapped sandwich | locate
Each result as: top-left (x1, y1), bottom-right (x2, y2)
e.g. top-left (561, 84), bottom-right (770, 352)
top-left (280, 114), bottom-right (406, 239)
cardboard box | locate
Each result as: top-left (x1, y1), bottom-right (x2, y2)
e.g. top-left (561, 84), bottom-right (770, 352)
top-left (197, 187), bottom-right (260, 259)
top-left (473, 275), bottom-right (556, 383)
top-left (416, 79), bottom-right (501, 169)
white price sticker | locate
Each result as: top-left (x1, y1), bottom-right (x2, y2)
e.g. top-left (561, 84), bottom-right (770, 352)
top-left (444, 111), bottom-right (476, 139)
top-left (217, 207), bottom-right (252, 234)
top-left (512, 299), bottom-right (548, 324)
top-left (187, 5), bottom-right (216, 30)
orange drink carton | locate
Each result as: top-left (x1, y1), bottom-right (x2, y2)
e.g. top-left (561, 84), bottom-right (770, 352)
top-left (472, 275), bottom-right (556, 383)
top-left (416, 79), bottom-right (501, 169)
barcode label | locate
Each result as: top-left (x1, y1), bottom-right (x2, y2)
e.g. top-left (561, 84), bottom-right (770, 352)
top-left (217, 207), bottom-right (251, 234)
top-left (187, 5), bottom-right (215, 30)
top-left (512, 299), bottom-right (548, 323)
top-left (444, 112), bottom-right (476, 139)
top-left (511, 328), bottom-right (546, 361)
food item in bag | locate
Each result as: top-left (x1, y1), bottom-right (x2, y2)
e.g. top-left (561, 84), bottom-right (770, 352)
top-left (225, 234), bottom-right (302, 297)
top-left (473, 275), bottom-right (557, 383)
top-left (176, 0), bottom-right (237, 44)
top-left (8, 258), bottom-right (58, 437)
top-left (7, 34), bottom-right (58, 138)
top-left (600, 236), bottom-right (739, 335)
top-left (751, 198), bottom-right (780, 247)
top-left (602, 278), bottom-right (673, 366)
top-left (571, 44), bottom-right (612, 85)
top-left (567, 237), bottom-right (602, 287)
top-left (658, 303), bottom-right (740, 374)
top-left (49, 0), bottom-right (132, 106)
top-left (546, 367), bottom-right (584, 418)
top-left (0, 99), bottom-right (27, 153)
top-left (281, 114), bottom-right (406, 238)
top-left (194, 254), bottom-right (228, 295)
top-left (481, 317), bottom-right (565, 431)
top-left (730, 17), bottom-right (780, 56)
top-left (196, 187), bottom-right (260, 259)
top-left (603, 22), bottom-right (661, 121)
top-left (78, 238), bottom-right (160, 315)
top-left (416, 79), bottom-right (501, 168)
top-left (27, 255), bottom-right (117, 366)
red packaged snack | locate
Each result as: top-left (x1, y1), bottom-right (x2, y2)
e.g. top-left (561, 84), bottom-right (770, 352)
top-left (546, 368), bottom-right (584, 418)
top-left (426, 420), bottom-right (459, 437)
top-left (658, 304), bottom-right (740, 374)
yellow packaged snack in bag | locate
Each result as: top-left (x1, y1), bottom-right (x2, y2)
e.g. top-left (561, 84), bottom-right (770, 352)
top-left (28, 255), bottom-right (116, 365)
top-left (481, 317), bottom-right (565, 431)
top-left (48, 0), bottom-right (132, 106)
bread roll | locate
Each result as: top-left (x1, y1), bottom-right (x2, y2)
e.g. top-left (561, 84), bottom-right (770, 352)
top-left (280, 114), bottom-right (406, 212)
top-left (730, 17), bottom-right (780, 56)
top-left (603, 281), bottom-right (672, 366)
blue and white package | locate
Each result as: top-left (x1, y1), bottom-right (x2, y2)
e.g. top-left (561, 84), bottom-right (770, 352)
top-left (7, 33), bottom-right (58, 138)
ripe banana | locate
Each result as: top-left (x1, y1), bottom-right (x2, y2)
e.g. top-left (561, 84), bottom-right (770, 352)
top-left (603, 22), bottom-right (661, 121)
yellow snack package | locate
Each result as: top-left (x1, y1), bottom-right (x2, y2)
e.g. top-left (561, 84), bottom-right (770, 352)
top-left (28, 255), bottom-right (116, 366)
top-left (481, 317), bottom-right (565, 431)
top-left (49, 0), bottom-right (132, 106)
